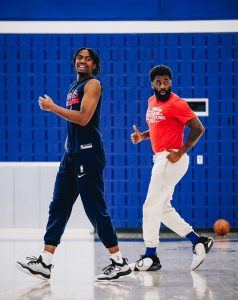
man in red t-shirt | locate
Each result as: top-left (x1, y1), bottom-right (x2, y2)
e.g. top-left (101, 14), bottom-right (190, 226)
top-left (130, 65), bottom-right (213, 271)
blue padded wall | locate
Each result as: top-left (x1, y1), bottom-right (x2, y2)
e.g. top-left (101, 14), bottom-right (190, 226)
top-left (0, 0), bottom-right (237, 20)
top-left (0, 33), bottom-right (237, 229)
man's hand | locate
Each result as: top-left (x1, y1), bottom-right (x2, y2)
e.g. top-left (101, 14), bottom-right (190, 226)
top-left (130, 125), bottom-right (143, 144)
top-left (38, 94), bottom-right (55, 111)
top-left (166, 149), bottom-right (183, 163)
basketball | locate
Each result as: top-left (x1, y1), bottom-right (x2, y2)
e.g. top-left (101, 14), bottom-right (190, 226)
top-left (213, 219), bottom-right (230, 236)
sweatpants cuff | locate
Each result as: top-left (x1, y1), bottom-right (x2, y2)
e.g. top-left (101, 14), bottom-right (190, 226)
top-left (103, 240), bottom-right (118, 248)
top-left (44, 241), bottom-right (59, 247)
top-left (145, 242), bottom-right (159, 248)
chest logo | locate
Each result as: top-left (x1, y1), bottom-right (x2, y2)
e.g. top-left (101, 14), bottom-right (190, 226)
top-left (66, 90), bottom-right (80, 107)
top-left (146, 106), bottom-right (165, 124)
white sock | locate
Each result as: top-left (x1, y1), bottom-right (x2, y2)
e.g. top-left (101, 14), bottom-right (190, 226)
top-left (110, 251), bottom-right (123, 264)
top-left (40, 251), bottom-right (53, 265)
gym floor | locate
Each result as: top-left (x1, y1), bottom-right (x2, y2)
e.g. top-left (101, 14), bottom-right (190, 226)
top-left (0, 230), bottom-right (237, 300)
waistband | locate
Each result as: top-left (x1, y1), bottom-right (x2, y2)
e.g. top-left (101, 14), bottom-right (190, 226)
top-left (154, 149), bottom-right (179, 155)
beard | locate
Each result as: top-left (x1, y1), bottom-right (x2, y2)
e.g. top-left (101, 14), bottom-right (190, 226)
top-left (154, 88), bottom-right (171, 102)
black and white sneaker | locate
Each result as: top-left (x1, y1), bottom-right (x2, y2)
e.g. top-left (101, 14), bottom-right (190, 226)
top-left (96, 258), bottom-right (131, 281)
top-left (129, 255), bottom-right (161, 271)
top-left (16, 255), bottom-right (53, 280)
top-left (191, 235), bottom-right (214, 270)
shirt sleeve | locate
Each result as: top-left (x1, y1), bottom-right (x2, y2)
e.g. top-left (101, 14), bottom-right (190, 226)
top-left (172, 99), bottom-right (196, 124)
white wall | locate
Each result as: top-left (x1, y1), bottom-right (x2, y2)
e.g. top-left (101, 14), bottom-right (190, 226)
top-left (0, 162), bottom-right (93, 231)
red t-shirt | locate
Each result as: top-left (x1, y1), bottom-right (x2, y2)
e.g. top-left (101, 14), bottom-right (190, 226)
top-left (146, 92), bottom-right (196, 153)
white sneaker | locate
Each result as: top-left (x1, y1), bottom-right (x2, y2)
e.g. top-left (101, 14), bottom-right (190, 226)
top-left (96, 258), bottom-right (131, 281)
top-left (129, 255), bottom-right (161, 271)
top-left (191, 236), bottom-right (214, 270)
top-left (16, 255), bottom-right (53, 280)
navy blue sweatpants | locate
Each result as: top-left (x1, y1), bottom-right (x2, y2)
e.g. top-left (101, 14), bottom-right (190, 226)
top-left (44, 147), bottom-right (118, 248)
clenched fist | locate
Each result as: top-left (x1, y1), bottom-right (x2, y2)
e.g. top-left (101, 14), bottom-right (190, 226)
top-left (38, 94), bottom-right (55, 111)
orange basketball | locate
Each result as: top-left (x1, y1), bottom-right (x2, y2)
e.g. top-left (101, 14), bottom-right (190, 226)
top-left (213, 219), bottom-right (230, 236)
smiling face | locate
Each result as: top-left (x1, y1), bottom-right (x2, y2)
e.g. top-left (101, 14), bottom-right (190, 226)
top-left (74, 49), bottom-right (96, 79)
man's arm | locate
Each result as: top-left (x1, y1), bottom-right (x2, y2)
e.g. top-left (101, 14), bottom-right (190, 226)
top-left (38, 79), bottom-right (101, 126)
top-left (179, 117), bottom-right (205, 155)
top-left (166, 117), bottom-right (205, 163)
top-left (131, 125), bottom-right (150, 144)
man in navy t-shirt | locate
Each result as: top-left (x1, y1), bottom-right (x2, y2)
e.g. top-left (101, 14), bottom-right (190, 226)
top-left (16, 48), bottom-right (131, 281)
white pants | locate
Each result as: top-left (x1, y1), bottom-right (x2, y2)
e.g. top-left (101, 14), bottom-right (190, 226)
top-left (143, 151), bottom-right (193, 248)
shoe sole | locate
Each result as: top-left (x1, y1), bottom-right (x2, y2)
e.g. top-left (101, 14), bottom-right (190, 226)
top-left (134, 264), bottom-right (162, 271)
top-left (191, 238), bottom-right (214, 271)
top-left (16, 262), bottom-right (50, 281)
top-left (96, 268), bottom-right (132, 281)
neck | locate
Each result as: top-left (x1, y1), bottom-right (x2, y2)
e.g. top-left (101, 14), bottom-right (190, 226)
top-left (77, 73), bottom-right (92, 81)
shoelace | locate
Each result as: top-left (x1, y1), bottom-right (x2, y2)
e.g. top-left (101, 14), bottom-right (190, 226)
top-left (102, 259), bottom-right (117, 275)
top-left (102, 258), bottom-right (126, 275)
top-left (26, 256), bottom-right (41, 265)
top-left (136, 255), bottom-right (158, 267)
top-left (136, 255), bottom-right (146, 267)
top-left (26, 256), bottom-right (54, 269)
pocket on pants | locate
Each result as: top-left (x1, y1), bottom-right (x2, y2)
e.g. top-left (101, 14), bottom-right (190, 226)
top-left (163, 154), bottom-right (189, 185)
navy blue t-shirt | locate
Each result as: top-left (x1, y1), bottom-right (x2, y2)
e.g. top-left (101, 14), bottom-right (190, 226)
top-left (65, 77), bottom-right (103, 153)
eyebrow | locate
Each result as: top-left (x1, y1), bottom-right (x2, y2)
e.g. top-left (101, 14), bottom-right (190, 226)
top-left (155, 79), bottom-right (169, 81)
top-left (77, 54), bottom-right (91, 58)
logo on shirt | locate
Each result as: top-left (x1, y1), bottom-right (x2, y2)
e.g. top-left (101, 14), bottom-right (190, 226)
top-left (66, 90), bottom-right (80, 107)
top-left (78, 173), bottom-right (86, 178)
top-left (80, 143), bottom-right (93, 150)
top-left (146, 106), bottom-right (165, 124)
